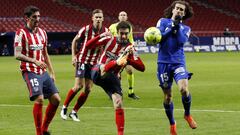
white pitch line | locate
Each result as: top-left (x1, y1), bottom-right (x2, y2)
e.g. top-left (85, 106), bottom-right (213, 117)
top-left (0, 104), bottom-right (240, 113)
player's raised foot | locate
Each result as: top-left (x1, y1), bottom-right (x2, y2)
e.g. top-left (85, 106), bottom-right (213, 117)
top-left (170, 123), bottom-right (177, 135)
top-left (43, 131), bottom-right (51, 135)
top-left (69, 112), bottom-right (80, 122)
top-left (60, 107), bottom-right (68, 120)
top-left (184, 115), bottom-right (197, 129)
top-left (128, 93), bottom-right (140, 100)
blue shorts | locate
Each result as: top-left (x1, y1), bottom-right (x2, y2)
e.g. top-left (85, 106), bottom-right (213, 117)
top-left (91, 65), bottom-right (123, 98)
top-left (157, 63), bottom-right (191, 89)
top-left (22, 72), bottom-right (59, 101)
top-left (75, 63), bottom-right (93, 79)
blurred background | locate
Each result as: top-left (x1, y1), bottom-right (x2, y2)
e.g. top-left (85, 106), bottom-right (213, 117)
top-left (0, 0), bottom-right (240, 56)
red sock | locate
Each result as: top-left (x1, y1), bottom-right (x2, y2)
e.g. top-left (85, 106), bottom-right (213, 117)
top-left (115, 108), bottom-right (125, 135)
top-left (33, 103), bottom-right (43, 135)
top-left (63, 89), bottom-right (77, 107)
top-left (42, 103), bottom-right (59, 132)
top-left (73, 92), bottom-right (89, 112)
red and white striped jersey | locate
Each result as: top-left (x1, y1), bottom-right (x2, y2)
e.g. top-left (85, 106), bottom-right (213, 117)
top-left (14, 27), bottom-right (47, 75)
top-left (85, 35), bottom-right (131, 63)
top-left (76, 24), bottom-right (109, 65)
top-left (86, 35), bottom-right (145, 72)
top-left (98, 37), bottom-right (127, 64)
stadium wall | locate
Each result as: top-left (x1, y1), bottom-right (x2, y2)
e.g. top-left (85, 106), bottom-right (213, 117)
top-left (0, 32), bottom-right (240, 56)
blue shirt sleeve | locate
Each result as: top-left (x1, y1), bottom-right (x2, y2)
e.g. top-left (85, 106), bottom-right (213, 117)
top-left (177, 25), bottom-right (191, 44)
top-left (156, 18), bottom-right (173, 40)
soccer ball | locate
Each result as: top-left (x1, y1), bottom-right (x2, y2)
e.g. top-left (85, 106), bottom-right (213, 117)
top-left (144, 27), bottom-right (162, 45)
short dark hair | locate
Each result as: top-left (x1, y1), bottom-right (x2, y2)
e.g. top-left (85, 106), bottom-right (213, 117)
top-left (24, 5), bottom-right (39, 17)
top-left (116, 21), bottom-right (131, 32)
top-left (164, 0), bottom-right (194, 20)
top-left (92, 9), bottom-right (103, 16)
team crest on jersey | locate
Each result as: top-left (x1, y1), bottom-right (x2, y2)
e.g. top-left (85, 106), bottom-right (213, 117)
top-left (77, 70), bottom-right (82, 75)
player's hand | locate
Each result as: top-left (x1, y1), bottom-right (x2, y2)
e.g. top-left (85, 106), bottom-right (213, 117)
top-left (172, 15), bottom-right (181, 33)
top-left (34, 60), bottom-right (47, 69)
top-left (100, 31), bottom-right (112, 38)
top-left (72, 56), bottom-right (77, 67)
top-left (173, 15), bottom-right (182, 27)
top-left (125, 45), bottom-right (134, 54)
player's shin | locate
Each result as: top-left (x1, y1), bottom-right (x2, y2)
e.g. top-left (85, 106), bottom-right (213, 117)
top-left (182, 93), bottom-right (192, 116)
top-left (42, 103), bottom-right (59, 132)
top-left (163, 102), bottom-right (175, 125)
top-left (127, 73), bottom-right (134, 94)
top-left (115, 108), bottom-right (125, 135)
top-left (63, 88), bottom-right (77, 107)
top-left (33, 103), bottom-right (43, 135)
top-left (73, 92), bottom-right (89, 112)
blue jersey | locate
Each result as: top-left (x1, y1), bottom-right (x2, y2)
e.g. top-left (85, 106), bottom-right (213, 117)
top-left (156, 18), bottom-right (191, 64)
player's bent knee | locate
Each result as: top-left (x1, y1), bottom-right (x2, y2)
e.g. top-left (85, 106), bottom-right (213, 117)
top-left (165, 97), bottom-right (172, 104)
top-left (114, 100), bottom-right (123, 109)
top-left (50, 93), bottom-right (61, 105)
top-left (34, 96), bottom-right (44, 104)
top-left (84, 87), bottom-right (91, 94)
top-left (73, 85), bottom-right (83, 92)
top-left (112, 94), bottom-right (123, 109)
top-left (164, 93), bottom-right (172, 104)
top-left (180, 88), bottom-right (189, 97)
top-left (126, 69), bottom-right (133, 74)
top-left (125, 65), bottom-right (134, 74)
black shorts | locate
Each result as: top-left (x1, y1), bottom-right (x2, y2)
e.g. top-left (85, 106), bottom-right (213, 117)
top-left (91, 65), bottom-right (123, 98)
top-left (75, 63), bottom-right (93, 79)
top-left (22, 72), bottom-right (59, 101)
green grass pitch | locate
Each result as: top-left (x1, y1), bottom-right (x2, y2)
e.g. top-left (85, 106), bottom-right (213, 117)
top-left (0, 52), bottom-right (240, 135)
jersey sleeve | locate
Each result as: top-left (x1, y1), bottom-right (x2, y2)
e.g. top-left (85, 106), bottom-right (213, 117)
top-left (77, 27), bottom-right (85, 39)
top-left (156, 18), bottom-right (173, 40)
top-left (85, 34), bottom-right (112, 49)
top-left (177, 26), bottom-right (191, 44)
top-left (127, 50), bottom-right (145, 72)
top-left (14, 29), bottom-right (24, 47)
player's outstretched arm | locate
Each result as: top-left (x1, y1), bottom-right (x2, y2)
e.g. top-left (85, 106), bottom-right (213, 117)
top-left (85, 31), bottom-right (112, 49)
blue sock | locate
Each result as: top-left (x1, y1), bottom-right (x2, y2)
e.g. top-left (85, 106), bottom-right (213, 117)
top-left (182, 93), bottom-right (192, 116)
top-left (163, 102), bottom-right (175, 125)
